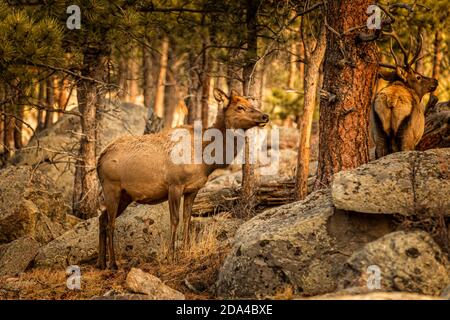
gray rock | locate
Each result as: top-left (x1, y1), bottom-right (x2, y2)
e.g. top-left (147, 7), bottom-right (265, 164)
top-left (216, 189), bottom-right (395, 298)
top-left (332, 148), bottom-right (450, 216)
top-left (34, 203), bottom-right (170, 267)
top-left (125, 268), bottom-right (185, 300)
top-left (0, 166), bottom-right (69, 244)
top-left (0, 237), bottom-right (40, 276)
top-left (338, 231), bottom-right (450, 296)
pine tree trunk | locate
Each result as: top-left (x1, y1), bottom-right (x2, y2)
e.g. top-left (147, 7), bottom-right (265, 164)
top-left (45, 76), bottom-right (54, 129)
top-left (415, 27), bottom-right (426, 75)
top-left (200, 46), bottom-right (211, 128)
top-left (154, 37), bottom-right (169, 119)
top-left (295, 25), bottom-right (326, 200)
top-left (13, 101), bottom-right (23, 150)
top-left (128, 48), bottom-right (139, 103)
top-left (287, 42), bottom-right (297, 89)
top-left (432, 30), bottom-right (442, 80)
top-left (314, 0), bottom-right (378, 189)
top-left (142, 43), bottom-right (153, 111)
top-left (241, 0), bottom-right (259, 205)
top-left (73, 48), bottom-right (106, 219)
top-left (37, 80), bottom-right (46, 132)
top-left (118, 56), bottom-right (128, 100)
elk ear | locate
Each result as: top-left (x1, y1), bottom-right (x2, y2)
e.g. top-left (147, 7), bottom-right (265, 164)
top-left (395, 66), bottom-right (409, 82)
top-left (213, 88), bottom-right (229, 108)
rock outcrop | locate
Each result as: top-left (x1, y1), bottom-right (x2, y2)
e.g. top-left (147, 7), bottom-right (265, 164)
top-left (34, 203), bottom-right (170, 267)
top-left (125, 268), bottom-right (185, 300)
top-left (216, 190), bottom-right (395, 298)
top-left (0, 237), bottom-right (40, 276)
top-left (338, 231), bottom-right (450, 296)
top-left (332, 149), bottom-right (450, 216)
top-left (0, 166), bottom-right (70, 244)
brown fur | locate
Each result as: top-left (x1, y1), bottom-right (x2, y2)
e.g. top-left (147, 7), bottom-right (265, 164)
top-left (370, 70), bottom-right (438, 158)
top-left (96, 89), bottom-right (269, 270)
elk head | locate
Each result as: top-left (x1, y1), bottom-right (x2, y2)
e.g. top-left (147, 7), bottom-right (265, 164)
top-left (379, 33), bottom-right (438, 100)
top-left (213, 88), bottom-right (269, 130)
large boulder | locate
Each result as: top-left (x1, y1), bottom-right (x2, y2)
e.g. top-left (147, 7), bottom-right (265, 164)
top-left (12, 101), bottom-right (147, 201)
top-left (125, 268), bottom-right (185, 300)
top-left (216, 190), bottom-right (395, 298)
top-left (332, 149), bottom-right (450, 216)
top-left (0, 237), bottom-right (40, 276)
top-left (337, 231), bottom-right (450, 296)
top-left (34, 203), bottom-right (169, 267)
top-left (0, 166), bottom-right (70, 244)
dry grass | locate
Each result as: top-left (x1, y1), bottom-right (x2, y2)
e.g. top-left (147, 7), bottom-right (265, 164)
top-left (0, 215), bottom-right (232, 300)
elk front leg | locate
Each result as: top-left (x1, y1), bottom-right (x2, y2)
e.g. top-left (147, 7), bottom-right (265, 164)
top-left (182, 191), bottom-right (198, 249)
top-left (168, 185), bottom-right (183, 259)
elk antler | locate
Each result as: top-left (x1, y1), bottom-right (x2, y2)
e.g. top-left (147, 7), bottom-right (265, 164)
top-left (407, 33), bottom-right (423, 67)
top-left (383, 30), bottom-right (423, 69)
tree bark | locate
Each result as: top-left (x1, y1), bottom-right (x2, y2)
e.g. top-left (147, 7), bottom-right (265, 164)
top-left (73, 48), bottom-right (106, 219)
top-left (127, 48), bottom-right (139, 103)
top-left (314, 0), bottom-right (378, 189)
top-left (117, 56), bottom-right (128, 100)
top-left (13, 100), bottom-right (24, 150)
top-left (44, 76), bottom-right (54, 129)
top-left (36, 80), bottom-right (46, 132)
top-left (200, 48), bottom-right (211, 127)
top-left (295, 25), bottom-right (326, 200)
top-left (241, 0), bottom-right (259, 205)
top-left (142, 43), bottom-right (153, 111)
top-left (154, 37), bottom-right (169, 119)
top-left (432, 30), bottom-right (442, 80)
top-left (287, 42), bottom-right (297, 89)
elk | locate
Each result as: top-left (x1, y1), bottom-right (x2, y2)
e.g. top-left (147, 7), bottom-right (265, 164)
top-left (370, 33), bottom-right (438, 159)
top-left (96, 89), bottom-right (269, 270)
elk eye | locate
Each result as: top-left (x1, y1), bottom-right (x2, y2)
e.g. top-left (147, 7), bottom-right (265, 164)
top-left (416, 75), bottom-right (422, 80)
top-left (237, 105), bottom-right (245, 111)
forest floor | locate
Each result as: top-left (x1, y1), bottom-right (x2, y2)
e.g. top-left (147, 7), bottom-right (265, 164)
top-left (0, 225), bottom-right (232, 300)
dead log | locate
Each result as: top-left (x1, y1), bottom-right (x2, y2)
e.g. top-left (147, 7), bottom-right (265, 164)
top-left (417, 101), bottom-right (450, 151)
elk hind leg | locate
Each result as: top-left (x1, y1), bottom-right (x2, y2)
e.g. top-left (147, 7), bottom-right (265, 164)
top-left (168, 186), bottom-right (183, 259)
top-left (182, 191), bottom-right (198, 249)
top-left (103, 186), bottom-right (121, 270)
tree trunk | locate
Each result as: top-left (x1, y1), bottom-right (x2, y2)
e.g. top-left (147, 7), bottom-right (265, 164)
top-left (415, 27), bottom-right (426, 75)
top-left (295, 25), bottom-right (326, 200)
top-left (314, 0), bottom-right (378, 189)
top-left (128, 48), bottom-right (139, 103)
top-left (73, 48), bottom-right (106, 219)
top-left (287, 42), bottom-right (297, 89)
top-left (142, 43), bottom-right (153, 111)
top-left (200, 47), bottom-right (211, 128)
top-left (36, 80), bottom-right (46, 132)
top-left (432, 30), bottom-right (442, 80)
top-left (163, 70), bottom-right (178, 129)
top-left (241, 0), bottom-right (259, 205)
top-left (45, 76), bottom-right (54, 129)
top-left (13, 101), bottom-right (24, 150)
top-left (117, 56), bottom-right (128, 99)
top-left (154, 37), bottom-right (169, 119)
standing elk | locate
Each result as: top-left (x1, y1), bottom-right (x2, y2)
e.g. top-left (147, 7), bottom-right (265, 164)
top-left (370, 33), bottom-right (438, 159)
top-left (96, 89), bottom-right (269, 270)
